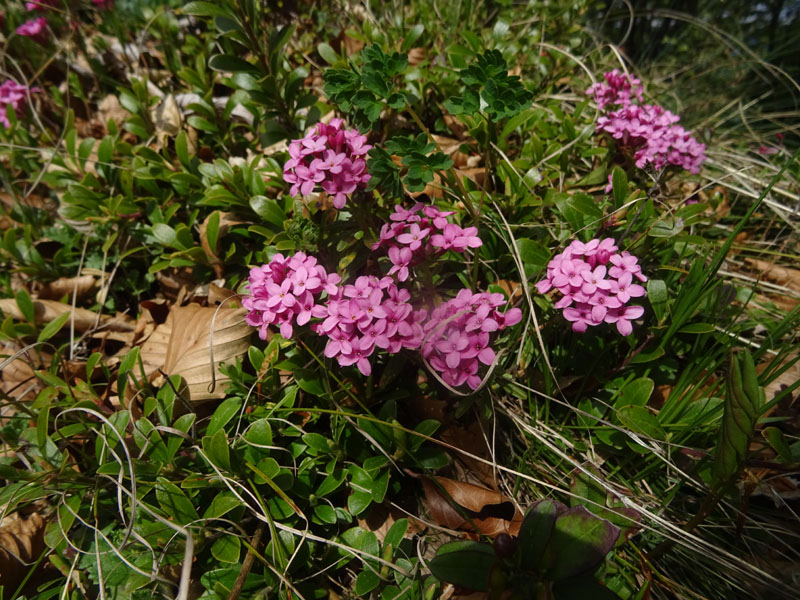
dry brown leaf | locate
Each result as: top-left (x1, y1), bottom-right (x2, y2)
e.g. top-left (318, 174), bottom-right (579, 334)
top-left (151, 94), bottom-right (183, 149)
top-left (0, 511), bottom-right (46, 593)
top-left (0, 298), bottom-right (135, 333)
top-left (30, 275), bottom-right (97, 302)
top-left (408, 47), bottom-right (426, 66)
top-left (744, 258), bottom-right (800, 294)
top-left (443, 114), bottom-right (469, 140)
top-left (416, 474), bottom-right (523, 537)
top-left (493, 280), bottom-right (522, 305)
top-left (97, 94), bottom-right (130, 128)
top-left (142, 303), bottom-right (252, 402)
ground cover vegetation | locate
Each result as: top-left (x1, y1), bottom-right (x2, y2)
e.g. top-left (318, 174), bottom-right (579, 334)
top-left (0, 1), bottom-right (799, 599)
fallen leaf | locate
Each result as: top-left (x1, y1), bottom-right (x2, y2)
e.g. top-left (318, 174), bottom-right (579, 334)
top-left (97, 94), bottom-right (130, 128)
top-left (151, 93), bottom-right (183, 149)
top-left (30, 275), bottom-right (97, 302)
top-left (414, 474), bottom-right (523, 537)
top-left (0, 510), bottom-right (46, 594)
top-left (744, 257), bottom-right (800, 294)
top-left (408, 47), bottom-right (426, 66)
top-left (357, 503), bottom-right (423, 544)
top-left (142, 303), bottom-right (252, 402)
top-left (0, 298), bottom-right (135, 333)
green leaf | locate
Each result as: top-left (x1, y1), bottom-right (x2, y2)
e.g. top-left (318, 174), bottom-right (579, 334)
top-left (763, 427), bottom-right (793, 463)
top-left (317, 42), bottom-right (339, 65)
top-left (678, 322), bottom-right (715, 334)
top-left (384, 518), bottom-right (408, 552)
top-left (203, 491), bottom-right (241, 519)
top-left (519, 498), bottom-right (559, 571)
top-left (156, 479), bottom-right (199, 525)
top-left (37, 311), bottom-right (71, 343)
top-left (611, 167), bottom-right (627, 208)
top-left (15, 289), bottom-right (35, 323)
top-left (617, 405), bottom-right (666, 441)
top-left (152, 223), bottom-right (178, 247)
top-left (250, 195), bottom-right (285, 228)
top-left (614, 377), bottom-right (654, 409)
top-left (401, 24), bottom-right (425, 52)
top-left (647, 279), bottom-right (668, 322)
top-left (348, 490), bottom-right (373, 516)
top-left (712, 350), bottom-right (763, 489)
top-left (516, 237), bottom-right (551, 279)
top-left (244, 418), bottom-right (273, 447)
top-left (203, 428), bottom-right (232, 471)
top-left (354, 570), bottom-right (381, 596)
top-left (182, 1), bottom-right (234, 18)
top-left (546, 506), bottom-right (620, 581)
top-left (428, 541), bottom-right (496, 591)
top-left (209, 54), bottom-right (258, 73)
top-left (211, 535), bottom-right (241, 563)
top-left (206, 397), bottom-right (242, 437)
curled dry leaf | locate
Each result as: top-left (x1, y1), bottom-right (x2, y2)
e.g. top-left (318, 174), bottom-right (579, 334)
top-left (141, 303), bottom-right (252, 403)
top-left (415, 474), bottom-right (523, 537)
top-left (30, 275), bottom-right (97, 302)
top-left (0, 298), bottom-right (135, 333)
top-left (0, 511), bottom-right (46, 594)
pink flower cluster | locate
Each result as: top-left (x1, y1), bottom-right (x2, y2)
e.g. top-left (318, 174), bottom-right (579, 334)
top-left (283, 118), bottom-right (372, 209)
top-left (535, 239), bottom-right (647, 336)
top-left (372, 203), bottom-right (483, 281)
top-left (243, 252), bottom-right (341, 340)
top-left (0, 80), bottom-right (38, 128)
top-left (312, 276), bottom-right (426, 376)
top-left (16, 16), bottom-right (48, 43)
top-left (588, 71), bottom-right (706, 174)
top-left (422, 290), bottom-right (522, 390)
top-left (243, 251), bottom-right (523, 386)
top-left (587, 69), bottom-right (644, 110)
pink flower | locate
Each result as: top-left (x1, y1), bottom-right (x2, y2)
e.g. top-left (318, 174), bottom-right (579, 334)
top-left (16, 17), bottom-right (48, 44)
top-left (374, 203), bottom-right (483, 284)
top-left (422, 290), bottom-right (521, 390)
top-left (282, 120), bottom-right (372, 209)
top-left (396, 223), bottom-right (430, 251)
top-left (0, 80), bottom-right (39, 128)
top-left (535, 238), bottom-right (647, 336)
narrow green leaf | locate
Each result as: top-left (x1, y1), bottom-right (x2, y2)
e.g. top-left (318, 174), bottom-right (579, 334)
top-left (15, 289), bottom-right (35, 323)
top-left (37, 311), bottom-right (71, 343)
top-left (182, 1), bottom-right (234, 18)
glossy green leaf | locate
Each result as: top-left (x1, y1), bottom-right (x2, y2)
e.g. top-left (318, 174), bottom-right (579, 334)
top-left (211, 535), bottom-right (241, 563)
top-left (156, 479), bottom-right (199, 525)
top-left (206, 397), bottom-right (242, 437)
